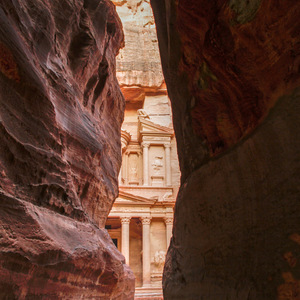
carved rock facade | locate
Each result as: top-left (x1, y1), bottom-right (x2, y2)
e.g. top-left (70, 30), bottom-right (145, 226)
top-left (151, 0), bottom-right (300, 299)
top-left (107, 1), bottom-right (180, 298)
top-left (0, 0), bottom-right (135, 298)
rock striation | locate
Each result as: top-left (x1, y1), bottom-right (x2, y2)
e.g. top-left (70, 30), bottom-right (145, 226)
top-left (151, 0), bottom-right (300, 299)
top-left (113, 0), bottom-right (165, 103)
top-left (0, 0), bottom-right (134, 298)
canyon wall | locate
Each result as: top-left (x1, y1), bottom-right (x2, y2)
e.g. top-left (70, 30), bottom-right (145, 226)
top-left (0, 0), bottom-right (134, 298)
top-left (151, 0), bottom-right (300, 299)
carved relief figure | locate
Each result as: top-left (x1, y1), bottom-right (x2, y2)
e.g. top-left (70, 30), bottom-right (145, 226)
top-left (129, 154), bottom-right (139, 181)
top-left (152, 250), bottom-right (166, 268)
top-left (152, 156), bottom-right (163, 174)
top-left (130, 166), bottom-right (138, 180)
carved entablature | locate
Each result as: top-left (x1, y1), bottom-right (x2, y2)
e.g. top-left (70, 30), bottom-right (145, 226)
top-left (143, 136), bottom-right (171, 143)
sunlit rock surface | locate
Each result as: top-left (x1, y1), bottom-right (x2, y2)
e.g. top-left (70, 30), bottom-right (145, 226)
top-left (113, 0), bottom-right (164, 102)
top-left (0, 0), bottom-right (134, 298)
top-left (151, 0), bottom-right (300, 299)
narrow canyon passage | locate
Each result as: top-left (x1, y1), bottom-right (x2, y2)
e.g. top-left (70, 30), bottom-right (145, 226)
top-left (106, 2), bottom-right (180, 298)
top-left (0, 0), bottom-right (299, 299)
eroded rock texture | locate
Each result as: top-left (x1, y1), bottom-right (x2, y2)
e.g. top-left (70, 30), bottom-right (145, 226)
top-left (0, 0), bottom-right (134, 298)
top-left (151, 0), bottom-right (300, 299)
top-left (113, 0), bottom-right (165, 101)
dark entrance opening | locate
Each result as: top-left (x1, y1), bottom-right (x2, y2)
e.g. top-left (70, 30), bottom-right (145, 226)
top-left (112, 238), bottom-right (118, 248)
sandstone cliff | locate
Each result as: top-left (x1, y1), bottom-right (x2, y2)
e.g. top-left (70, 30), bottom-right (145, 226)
top-left (113, 0), bottom-right (165, 102)
top-left (0, 0), bottom-right (134, 298)
top-left (151, 0), bottom-right (300, 299)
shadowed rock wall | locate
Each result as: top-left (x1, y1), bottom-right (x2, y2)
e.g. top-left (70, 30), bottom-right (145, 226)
top-left (0, 0), bottom-right (134, 298)
top-left (151, 0), bottom-right (300, 299)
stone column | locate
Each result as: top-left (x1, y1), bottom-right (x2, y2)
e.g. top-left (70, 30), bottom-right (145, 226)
top-left (121, 216), bottom-right (131, 264)
top-left (124, 151), bottom-right (129, 185)
top-left (164, 143), bottom-right (172, 186)
top-left (141, 216), bottom-right (152, 286)
top-left (142, 142), bottom-right (150, 186)
top-left (164, 217), bottom-right (173, 248)
top-left (138, 151), bottom-right (143, 185)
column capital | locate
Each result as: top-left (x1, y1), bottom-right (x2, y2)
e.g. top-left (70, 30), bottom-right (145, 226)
top-left (141, 142), bottom-right (150, 148)
top-left (164, 217), bottom-right (173, 225)
top-left (120, 216), bottom-right (131, 224)
top-left (141, 216), bottom-right (152, 225)
top-left (164, 142), bottom-right (171, 148)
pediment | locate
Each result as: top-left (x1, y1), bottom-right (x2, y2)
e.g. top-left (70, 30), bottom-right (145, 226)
top-left (114, 190), bottom-right (157, 205)
top-left (139, 118), bottom-right (173, 135)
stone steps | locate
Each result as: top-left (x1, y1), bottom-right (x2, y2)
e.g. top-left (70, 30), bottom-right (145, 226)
top-left (135, 286), bottom-right (163, 299)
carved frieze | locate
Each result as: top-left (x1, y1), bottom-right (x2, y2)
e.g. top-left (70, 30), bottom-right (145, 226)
top-left (143, 136), bottom-right (171, 142)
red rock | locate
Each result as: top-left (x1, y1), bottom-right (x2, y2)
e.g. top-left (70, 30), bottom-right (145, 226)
top-left (0, 0), bottom-right (134, 298)
top-left (0, 191), bottom-right (135, 299)
top-left (151, 0), bottom-right (300, 299)
top-left (121, 86), bottom-right (146, 103)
